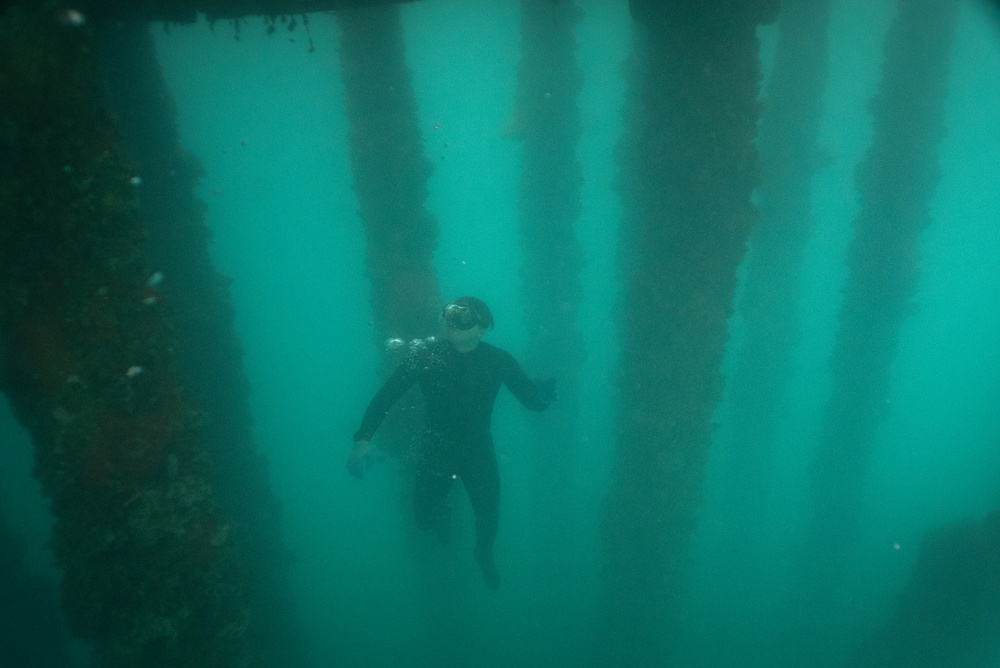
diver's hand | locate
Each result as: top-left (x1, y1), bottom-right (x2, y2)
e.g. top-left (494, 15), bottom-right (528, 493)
top-left (347, 440), bottom-right (374, 479)
top-left (536, 377), bottom-right (559, 404)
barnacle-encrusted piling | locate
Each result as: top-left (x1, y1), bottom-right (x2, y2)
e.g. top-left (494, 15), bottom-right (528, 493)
top-left (511, 0), bottom-right (586, 595)
top-left (851, 510), bottom-right (1000, 667)
top-left (721, 0), bottom-right (831, 571)
top-left (94, 21), bottom-right (310, 666)
top-left (806, 0), bottom-right (960, 585)
top-left (0, 10), bottom-right (257, 666)
top-left (600, 1), bottom-right (776, 662)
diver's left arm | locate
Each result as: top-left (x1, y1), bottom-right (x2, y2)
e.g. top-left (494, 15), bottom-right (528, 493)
top-left (500, 351), bottom-right (555, 411)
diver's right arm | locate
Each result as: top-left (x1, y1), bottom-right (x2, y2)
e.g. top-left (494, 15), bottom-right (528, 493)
top-left (347, 354), bottom-right (420, 479)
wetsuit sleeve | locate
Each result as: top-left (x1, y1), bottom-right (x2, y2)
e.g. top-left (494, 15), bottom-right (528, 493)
top-left (499, 350), bottom-right (551, 412)
top-left (353, 355), bottom-right (420, 442)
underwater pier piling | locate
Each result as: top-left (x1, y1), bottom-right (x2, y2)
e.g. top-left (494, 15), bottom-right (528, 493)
top-left (95, 20), bottom-right (310, 666)
top-left (511, 0), bottom-right (586, 597)
top-left (600, 0), bottom-right (777, 662)
top-left (335, 3), bottom-right (441, 476)
top-left (1, 11), bottom-right (257, 666)
top-left (721, 0), bottom-right (831, 555)
top-left (335, 3), bottom-right (441, 355)
top-left (806, 0), bottom-right (960, 587)
top-left (852, 510), bottom-right (1000, 666)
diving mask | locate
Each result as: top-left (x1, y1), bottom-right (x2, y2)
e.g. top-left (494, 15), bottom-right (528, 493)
top-left (442, 303), bottom-right (482, 330)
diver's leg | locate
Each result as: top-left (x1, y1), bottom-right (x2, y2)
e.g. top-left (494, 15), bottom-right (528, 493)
top-left (461, 446), bottom-right (501, 588)
top-left (413, 458), bottom-right (454, 541)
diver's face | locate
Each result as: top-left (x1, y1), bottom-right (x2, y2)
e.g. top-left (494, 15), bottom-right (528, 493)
top-left (443, 320), bottom-right (485, 350)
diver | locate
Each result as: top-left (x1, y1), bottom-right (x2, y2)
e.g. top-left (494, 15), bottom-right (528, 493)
top-left (348, 296), bottom-right (556, 589)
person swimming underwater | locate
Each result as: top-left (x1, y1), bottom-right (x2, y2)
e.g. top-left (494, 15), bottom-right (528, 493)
top-left (348, 296), bottom-right (557, 589)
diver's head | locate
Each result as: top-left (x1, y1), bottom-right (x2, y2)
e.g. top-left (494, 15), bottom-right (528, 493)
top-left (442, 296), bottom-right (493, 351)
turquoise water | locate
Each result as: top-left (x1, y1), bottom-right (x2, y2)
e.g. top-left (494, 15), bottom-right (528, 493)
top-left (3, 1), bottom-right (1000, 666)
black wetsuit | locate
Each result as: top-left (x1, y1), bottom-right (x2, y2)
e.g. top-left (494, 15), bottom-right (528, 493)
top-left (354, 338), bottom-right (550, 556)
